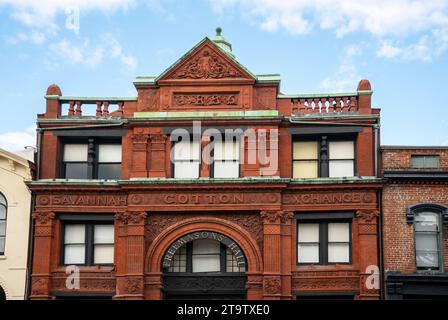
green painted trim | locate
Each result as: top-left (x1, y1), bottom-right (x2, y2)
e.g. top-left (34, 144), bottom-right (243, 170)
top-left (278, 92), bottom-right (359, 99)
top-left (45, 95), bottom-right (60, 100)
top-left (29, 176), bottom-right (384, 187)
top-left (256, 74), bottom-right (281, 83)
top-left (288, 114), bottom-right (380, 120)
top-left (133, 76), bottom-right (157, 86)
top-left (37, 118), bottom-right (127, 124)
top-left (133, 110), bottom-right (279, 120)
top-left (45, 96), bottom-right (137, 103)
top-left (357, 90), bottom-right (374, 95)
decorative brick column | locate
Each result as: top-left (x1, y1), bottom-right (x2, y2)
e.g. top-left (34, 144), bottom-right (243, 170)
top-left (130, 128), bottom-right (149, 178)
top-left (280, 211), bottom-right (294, 299)
top-left (356, 209), bottom-right (380, 300)
top-left (114, 211), bottom-right (147, 299)
top-left (30, 211), bottom-right (55, 300)
top-left (148, 131), bottom-right (167, 178)
top-left (260, 210), bottom-right (282, 300)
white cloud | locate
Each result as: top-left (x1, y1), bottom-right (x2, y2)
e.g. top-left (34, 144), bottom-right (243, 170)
top-left (209, 0), bottom-right (448, 61)
top-left (47, 34), bottom-right (137, 70)
top-left (0, 126), bottom-right (36, 152)
top-left (0, 0), bottom-right (135, 29)
top-left (320, 44), bottom-right (364, 92)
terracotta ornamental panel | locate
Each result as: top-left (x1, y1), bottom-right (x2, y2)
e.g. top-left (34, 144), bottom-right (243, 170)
top-left (36, 194), bottom-right (127, 207)
top-left (283, 191), bottom-right (376, 209)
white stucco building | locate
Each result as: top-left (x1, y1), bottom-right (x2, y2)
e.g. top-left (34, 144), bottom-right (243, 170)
top-left (0, 148), bottom-right (33, 299)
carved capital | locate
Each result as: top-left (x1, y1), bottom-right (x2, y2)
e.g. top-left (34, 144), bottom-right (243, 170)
top-left (132, 133), bottom-right (148, 144)
top-left (260, 210), bottom-right (293, 224)
top-left (32, 211), bottom-right (55, 225)
top-left (115, 212), bottom-right (147, 225)
top-left (356, 209), bottom-right (379, 223)
top-left (149, 134), bottom-right (167, 144)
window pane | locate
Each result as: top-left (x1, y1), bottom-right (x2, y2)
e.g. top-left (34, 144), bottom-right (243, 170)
top-left (415, 212), bottom-right (438, 232)
top-left (94, 225), bottom-right (114, 244)
top-left (0, 237), bottom-right (4, 254)
top-left (0, 206), bottom-right (5, 220)
top-left (0, 194), bottom-right (6, 206)
top-left (328, 223), bottom-right (350, 242)
top-left (416, 251), bottom-right (439, 268)
top-left (411, 155), bottom-right (439, 169)
top-left (64, 144), bottom-right (88, 162)
top-left (415, 233), bottom-right (438, 251)
top-left (329, 160), bottom-right (354, 177)
top-left (214, 161), bottom-right (239, 178)
top-left (94, 245), bottom-right (114, 264)
top-left (97, 163), bottom-right (121, 179)
top-left (214, 140), bottom-right (239, 160)
top-left (192, 254), bottom-right (221, 272)
top-left (328, 243), bottom-right (350, 263)
top-left (173, 140), bottom-right (200, 160)
top-left (65, 163), bottom-right (89, 179)
top-left (329, 141), bottom-right (354, 159)
top-left (64, 244), bottom-right (85, 264)
top-left (298, 223), bottom-right (319, 242)
top-left (0, 221), bottom-right (5, 236)
top-left (193, 239), bottom-right (220, 254)
top-left (98, 144), bottom-right (122, 163)
top-left (293, 141), bottom-right (318, 160)
top-left (174, 161), bottom-right (200, 178)
top-left (293, 161), bottom-right (318, 178)
top-left (297, 244), bottom-right (319, 263)
top-left (64, 225), bottom-right (85, 244)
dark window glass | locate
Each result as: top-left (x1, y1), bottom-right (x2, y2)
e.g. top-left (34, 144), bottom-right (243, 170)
top-left (65, 163), bottom-right (89, 179)
top-left (411, 155), bottom-right (440, 169)
top-left (415, 211), bottom-right (441, 270)
top-left (97, 163), bottom-right (121, 179)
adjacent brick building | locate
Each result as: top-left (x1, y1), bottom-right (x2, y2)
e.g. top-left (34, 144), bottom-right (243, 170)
top-left (28, 28), bottom-right (382, 300)
top-left (382, 146), bottom-right (448, 299)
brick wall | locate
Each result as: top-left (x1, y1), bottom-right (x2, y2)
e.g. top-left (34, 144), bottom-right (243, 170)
top-left (382, 148), bottom-right (448, 171)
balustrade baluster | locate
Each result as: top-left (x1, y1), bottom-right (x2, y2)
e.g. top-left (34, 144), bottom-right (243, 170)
top-left (103, 101), bottom-right (109, 115)
top-left (75, 101), bottom-right (82, 117)
top-left (96, 102), bottom-right (103, 116)
top-left (68, 101), bottom-right (75, 117)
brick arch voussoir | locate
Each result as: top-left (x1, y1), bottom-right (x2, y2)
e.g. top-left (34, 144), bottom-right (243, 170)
top-left (145, 217), bottom-right (263, 273)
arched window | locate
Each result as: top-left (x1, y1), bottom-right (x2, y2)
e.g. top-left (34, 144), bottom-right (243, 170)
top-left (167, 239), bottom-right (246, 273)
top-left (0, 193), bottom-right (6, 255)
top-left (409, 204), bottom-right (447, 271)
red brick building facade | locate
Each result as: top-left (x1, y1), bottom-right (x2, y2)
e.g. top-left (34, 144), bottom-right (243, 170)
top-left (28, 29), bottom-right (382, 300)
top-left (382, 147), bottom-right (448, 299)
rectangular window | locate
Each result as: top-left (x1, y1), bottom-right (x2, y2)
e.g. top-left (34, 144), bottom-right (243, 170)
top-left (192, 239), bottom-right (221, 273)
top-left (97, 144), bottom-right (122, 179)
top-left (63, 144), bottom-right (89, 179)
top-left (62, 140), bottom-right (121, 179)
top-left (411, 155), bottom-right (440, 169)
top-left (213, 139), bottom-right (240, 178)
top-left (297, 220), bottom-right (351, 265)
top-left (173, 139), bottom-right (201, 178)
top-left (62, 222), bottom-right (114, 266)
top-left (293, 141), bottom-right (319, 178)
top-left (415, 212), bottom-right (441, 270)
top-left (329, 141), bottom-right (355, 177)
top-left (293, 137), bottom-right (355, 178)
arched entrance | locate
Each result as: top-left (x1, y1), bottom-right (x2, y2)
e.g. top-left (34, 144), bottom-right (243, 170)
top-left (145, 217), bottom-right (263, 300)
top-left (162, 231), bottom-right (247, 300)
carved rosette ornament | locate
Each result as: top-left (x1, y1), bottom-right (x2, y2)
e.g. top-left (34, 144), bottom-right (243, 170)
top-left (263, 277), bottom-right (281, 295)
top-left (115, 212), bottom-right (147, 225)
top-left (124, 277), bottom-right (143, 294)
top-left (32, 211), bottom-right (55, 225)
top-left (173, 50), bottom-right (242, 79)
top-left (356, 209), bottom-right (379, 224)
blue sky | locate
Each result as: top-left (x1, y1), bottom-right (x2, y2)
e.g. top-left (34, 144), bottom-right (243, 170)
top-left (1, 0), bottom-right (447, 152)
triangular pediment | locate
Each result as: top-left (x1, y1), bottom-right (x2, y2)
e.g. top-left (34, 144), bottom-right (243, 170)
top-left (156, 38), bottom-right (256, 83)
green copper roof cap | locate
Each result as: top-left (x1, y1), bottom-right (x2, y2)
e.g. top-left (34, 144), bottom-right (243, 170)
top-left (212, 27), bottom-right (234, 58)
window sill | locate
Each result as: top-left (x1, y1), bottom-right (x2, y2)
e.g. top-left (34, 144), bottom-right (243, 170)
top-left (0, 255), bottom-right (6, 260)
